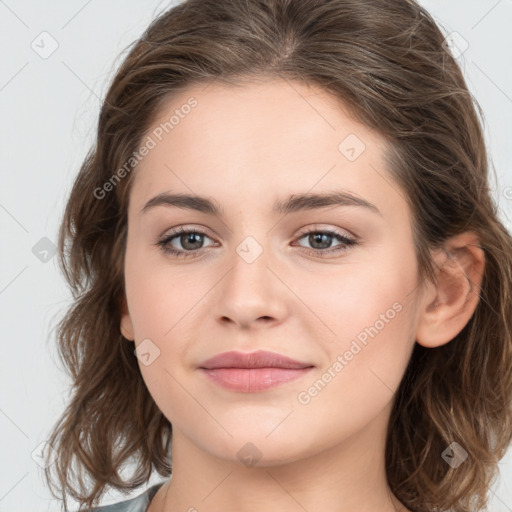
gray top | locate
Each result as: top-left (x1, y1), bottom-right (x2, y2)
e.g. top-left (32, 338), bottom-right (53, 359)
top-left (89, 483), bottom-right (165, 512)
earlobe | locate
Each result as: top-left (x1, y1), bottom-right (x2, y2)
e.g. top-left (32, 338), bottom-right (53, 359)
top-left (415, 232), bottom-right (485, 348)
top-left (119, 296), bottom-right (135, 341)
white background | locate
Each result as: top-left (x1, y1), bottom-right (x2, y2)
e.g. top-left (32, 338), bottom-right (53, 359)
top-left (1, 1), bottom-right (511, 510)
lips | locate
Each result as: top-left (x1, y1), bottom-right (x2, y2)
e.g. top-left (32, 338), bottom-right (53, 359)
top-left (199, 350), bottom-right (314, 392)
top-left (200, 350), bottom-right (312, 370)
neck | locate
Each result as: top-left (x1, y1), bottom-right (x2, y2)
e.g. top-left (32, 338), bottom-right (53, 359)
top-left (158, 406), bottom-right (408, 512)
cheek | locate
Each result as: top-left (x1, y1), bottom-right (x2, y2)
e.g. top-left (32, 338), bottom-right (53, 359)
top-left (124, 243), bottom-right (208, 342)
top-left (124, 247), bottom-right (214, 421)
top-left (291, 245), bottom-right (418, 347)
top-left (293, 288), bottom-right (416, 444)
top-left (295, 244), bottom-right (418, 390)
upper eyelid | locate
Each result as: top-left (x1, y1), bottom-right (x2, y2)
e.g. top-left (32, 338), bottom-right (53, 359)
top-left (295, 224), bottom-right (356, 239)
top-left (162, 225), bottom-right (215, 238)
top-left (162, 224), bottom-right (354, 239)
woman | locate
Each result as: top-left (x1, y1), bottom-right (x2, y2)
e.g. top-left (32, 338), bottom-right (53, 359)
top-left (43, 0), bottom-right (512, 511)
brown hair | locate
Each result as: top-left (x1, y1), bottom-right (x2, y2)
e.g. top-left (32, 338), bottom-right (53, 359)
top-left (44, 0), bottom-right (512, 511)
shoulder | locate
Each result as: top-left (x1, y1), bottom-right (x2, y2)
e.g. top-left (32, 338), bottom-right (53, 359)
top-left (89, 483), bottom-right (165, 512)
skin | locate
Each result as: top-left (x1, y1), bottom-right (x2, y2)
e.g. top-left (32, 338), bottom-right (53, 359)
top-left (119, 78), bottom-right (485, 512)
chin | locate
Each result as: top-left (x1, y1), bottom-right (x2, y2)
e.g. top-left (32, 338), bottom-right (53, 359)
top-left (198, 424), bottom-right (317, 468)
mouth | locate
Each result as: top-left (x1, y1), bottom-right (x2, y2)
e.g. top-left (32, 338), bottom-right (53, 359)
top-left (198, 350), bottom-right (314, 392)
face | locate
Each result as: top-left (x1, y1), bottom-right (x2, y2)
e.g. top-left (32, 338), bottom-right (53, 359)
top-left (120, 78), bottom-right (424, 467)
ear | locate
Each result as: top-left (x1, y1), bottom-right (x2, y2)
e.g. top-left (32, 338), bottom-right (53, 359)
top-left (415, 232), bottom-right (485, 348)
top-left (119, 295), bottom-right (135, 341)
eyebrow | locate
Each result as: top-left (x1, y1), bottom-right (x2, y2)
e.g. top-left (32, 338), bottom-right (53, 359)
top-left (141, 190), bottom-right (382, 217)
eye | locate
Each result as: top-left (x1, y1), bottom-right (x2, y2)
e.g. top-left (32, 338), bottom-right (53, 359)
top-left (156, 226), bottom-right (216, 258)
top-left (293, 228), bottom-right (358, 257)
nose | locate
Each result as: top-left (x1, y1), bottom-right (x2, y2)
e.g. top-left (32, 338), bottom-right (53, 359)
top-left (214, 243), bottom-right (289, 330)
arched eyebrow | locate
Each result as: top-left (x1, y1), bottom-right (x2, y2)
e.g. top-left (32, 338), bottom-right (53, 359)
top-left (273, 191), bottom-right (381, 216)
top-left (140, 190), bottom-right (382, 217)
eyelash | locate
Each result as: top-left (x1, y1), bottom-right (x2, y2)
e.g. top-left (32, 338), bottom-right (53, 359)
top-left (155, 226), bottom-right (358, 259)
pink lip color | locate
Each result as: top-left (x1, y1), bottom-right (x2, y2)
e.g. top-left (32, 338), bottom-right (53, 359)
top-left (199, 350), bottom-right (314, 392)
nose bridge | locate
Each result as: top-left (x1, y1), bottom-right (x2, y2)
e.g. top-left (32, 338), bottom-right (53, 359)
top-left (215, 232), bottom-right (288, 326)
top-left (229, 233), bottom-right (274, 299)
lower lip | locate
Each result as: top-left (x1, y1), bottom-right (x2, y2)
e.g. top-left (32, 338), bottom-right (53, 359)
top-left (200, 367), bottom-right (313, 392)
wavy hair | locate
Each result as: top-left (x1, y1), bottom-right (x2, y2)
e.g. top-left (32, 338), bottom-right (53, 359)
top-left (44, 0), bottom-right (512, 510)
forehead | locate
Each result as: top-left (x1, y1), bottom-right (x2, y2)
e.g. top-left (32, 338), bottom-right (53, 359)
top-left (129, 78), bottom-right (404, 220)
top-left (146, 77), bottom-right (381, 162)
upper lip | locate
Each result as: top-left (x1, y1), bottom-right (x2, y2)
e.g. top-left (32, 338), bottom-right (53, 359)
top-left (199, 350), bottom-right (313, 369)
